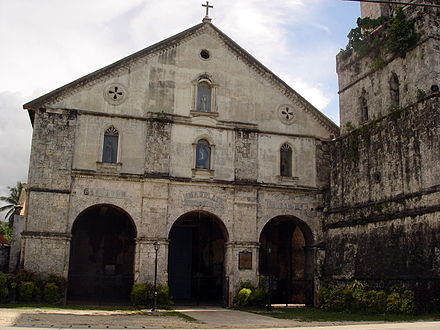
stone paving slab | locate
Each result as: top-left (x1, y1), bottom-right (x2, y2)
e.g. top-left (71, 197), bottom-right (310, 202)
top-left (174, 307), bottom-right (301, 327)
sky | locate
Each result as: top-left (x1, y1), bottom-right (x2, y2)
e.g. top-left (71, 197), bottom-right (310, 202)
top-left (0, 0), bottom-right (360, 220)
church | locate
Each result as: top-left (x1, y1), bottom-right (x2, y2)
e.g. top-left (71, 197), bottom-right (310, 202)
top-left (17, 0), bottom-right (439, 308)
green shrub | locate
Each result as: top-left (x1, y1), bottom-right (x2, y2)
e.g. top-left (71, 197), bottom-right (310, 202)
top-left (131, 283), bottom-right (153, 308)
top-left (15, 270), bottom-right (37, 283)
top-left (45, 274), bottom-right (66, 290)
top-left (318, 284), bottom-right (345, 311)
top-left (43, 283), bottom-right (61, 304)
top-left (319, 281), bottom-right (414, 314)
top-left (157, 284), bottom-right (173, 308)
top-left (385, 7), bottom-right (418, 57)
top-left (386, 290), bottom-right (415, 314)
top-left (18, 281), bottom-right (40, 302)
top-left (239, 281), bottom-right (255, 291)
top-left (249, 288), bottom-right (268, 307)
top-left (400, 290), bottom-right (415, 314)
top-left (236, 288), bottom-right (252, 306)
top-left (0, 272), bottom-right (10, 303)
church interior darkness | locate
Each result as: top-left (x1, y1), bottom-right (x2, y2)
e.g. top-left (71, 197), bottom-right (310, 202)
top-left (68, 205), bottom-right (136, 303)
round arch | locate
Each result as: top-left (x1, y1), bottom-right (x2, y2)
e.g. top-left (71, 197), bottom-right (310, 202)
top-left (259, 215), bottom-right (315, 306)
top-left (68, 202), bottom-right (137, 234)
top-left (168, 210), bottom-right (228, 305)
top-left (68, 204), bottom-right (137, 304)
top-left (167, 210), bottom-right (229, 240)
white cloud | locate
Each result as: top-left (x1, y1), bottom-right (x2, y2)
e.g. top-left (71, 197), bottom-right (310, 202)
top-left (0, 91), bottom-right (32, 221)
top-left (283, 75), bottom-right (331, 110)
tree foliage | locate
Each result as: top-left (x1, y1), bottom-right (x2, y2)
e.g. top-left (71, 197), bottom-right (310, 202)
top-left (339, 8), bottom-right (417, 61)
top-left (385, 7), bottom-right (418, 57)
top-left (0, 181), bottom-right (23, 226)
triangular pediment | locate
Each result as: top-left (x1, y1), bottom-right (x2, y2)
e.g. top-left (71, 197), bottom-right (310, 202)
top-left (24, 21), bottom-right (339, 136)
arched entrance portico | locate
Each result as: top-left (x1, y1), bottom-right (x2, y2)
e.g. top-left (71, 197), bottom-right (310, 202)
top-left (259, 215), bottom-right (314, 306)
top-left (168, 211), bottom-right (228, 305)
top-left (68, 204), bottom-right (136, 304)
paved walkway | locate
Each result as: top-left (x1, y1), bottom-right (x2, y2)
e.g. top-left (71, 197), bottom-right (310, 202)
top-left (175, 307), bottom-right (295, 327)
top-left (175, 307), bottom-right (440, 329)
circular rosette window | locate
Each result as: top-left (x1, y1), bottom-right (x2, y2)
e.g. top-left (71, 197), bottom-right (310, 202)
top-left (104, 83), bottom-right (127, 105)
top-left (277, 104), bottom-right (296, 125)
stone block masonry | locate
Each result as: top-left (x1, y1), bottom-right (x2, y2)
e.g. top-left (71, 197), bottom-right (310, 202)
top-left (324, 95), bottom-right (440, 310)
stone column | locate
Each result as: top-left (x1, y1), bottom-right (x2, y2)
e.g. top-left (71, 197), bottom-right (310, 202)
top-left (135, 237), bottom-right (169, 284)
top-left (225, 241), bottom-right (260, 306)
top-left (21, 232), bottom-right (71, 278)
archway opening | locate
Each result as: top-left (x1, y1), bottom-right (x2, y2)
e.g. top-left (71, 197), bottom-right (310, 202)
top-left (259, 216), bottom-right (314, 306)
top-left (168, 211), bottom-right (228, 305)
top-left (68, 204), bottom-right (136, 304)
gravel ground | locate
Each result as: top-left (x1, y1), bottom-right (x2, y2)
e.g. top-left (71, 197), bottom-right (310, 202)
top-left (0, 308), bottom-right (197, 329)
top-left (0, 307), bottom-right (383, 329)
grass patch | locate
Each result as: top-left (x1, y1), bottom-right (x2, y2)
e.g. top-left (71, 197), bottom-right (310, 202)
top-left (239, 307), bottom-right (440, 322)
top-left (0, 303), bottom-right (137, 311)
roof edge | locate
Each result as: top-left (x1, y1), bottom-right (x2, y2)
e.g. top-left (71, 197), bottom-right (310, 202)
top-left (208, 24), bottom-right (339, 134)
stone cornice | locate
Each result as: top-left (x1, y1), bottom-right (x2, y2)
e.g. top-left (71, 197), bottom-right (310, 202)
top-left (22, 231), bottom-right (71, 240)
top-left (28, 187), bottom-right (71, 194)
top-left (44, 107), bottom-right (332, 141)
top-left (326, 184), bottom-right (440, 215)
top-left (71, 169), bottom-right (322, 195)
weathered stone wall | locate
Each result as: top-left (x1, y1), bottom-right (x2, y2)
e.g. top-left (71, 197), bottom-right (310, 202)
top-left (324, 96), bottom-right (440, 309)
top-left (145, 119), bottom-right (171, 176)
top-left (361, 1), bottom-right (393, 19)
top-left (27, 109), bottom-right (76, 190)
top-left (23, 108), bottom-right (77, 277)
top-left (8, 214), bottom-right (24, 273)
top-left (338, 5), bottom-right (440, 133)
top-left (234, 129), bottom-right (258, 182)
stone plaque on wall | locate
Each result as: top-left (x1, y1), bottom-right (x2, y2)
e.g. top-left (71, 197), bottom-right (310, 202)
top-left (239, 251), bottom-right (252, 270)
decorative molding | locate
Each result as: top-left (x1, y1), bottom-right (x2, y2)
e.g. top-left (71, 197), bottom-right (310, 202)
top-left (103, 83), bottom-right (127, 105)
top-left (22, 231), bottom-right (71, 240)
top-left (325, 205), bottom-right (440, 230)
top-left (28, 187), bottom-right (71, 194)
top-left (277, 104), bottom-right (296, 125)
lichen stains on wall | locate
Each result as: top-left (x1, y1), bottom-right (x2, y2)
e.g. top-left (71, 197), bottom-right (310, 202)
top-left (323, 96), bottom-right (440, 309)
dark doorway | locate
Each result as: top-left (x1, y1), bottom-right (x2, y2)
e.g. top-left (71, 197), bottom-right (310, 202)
top-left (168, 211), bottom-right (227, 305)
top-left (68, 205), bottom-right (136, 304)
top-left (259, 216), bottom-right (314, 306)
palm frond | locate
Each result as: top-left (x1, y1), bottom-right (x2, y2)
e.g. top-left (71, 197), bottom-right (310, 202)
top-left (1, 182), bottom-right (23, 210)
top-left (5, 208), bottom-right (14, 223)
top-left (0, 196), bottom-right (16, 204)
top-left (0, 204), bottom-right (14, 212)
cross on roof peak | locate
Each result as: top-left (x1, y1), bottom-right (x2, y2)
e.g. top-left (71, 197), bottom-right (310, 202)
top-left (202, 1), bottom-right (213, 22)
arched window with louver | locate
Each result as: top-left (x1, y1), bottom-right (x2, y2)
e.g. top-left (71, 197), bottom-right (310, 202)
top-left (280, 143), bottom-right (292, 177)
top-left (102, 126), bottom-right (119, 163)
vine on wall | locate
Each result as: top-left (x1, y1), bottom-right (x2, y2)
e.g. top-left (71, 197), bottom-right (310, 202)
top-left (339, 8), bottom-right (418, 61)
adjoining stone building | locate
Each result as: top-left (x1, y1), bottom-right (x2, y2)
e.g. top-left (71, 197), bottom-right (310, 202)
top-left (20, 15), bottom-right (337, 305)
top-left (324, 0), bottom-right (440, 310)
top-left (17, 1), bottom-right (440, 308)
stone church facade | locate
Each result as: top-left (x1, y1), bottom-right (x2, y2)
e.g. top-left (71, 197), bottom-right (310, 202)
top-left (18, 2), bottom-right (439, 307)
top-left (20, 17), bottom-right (337, 305)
